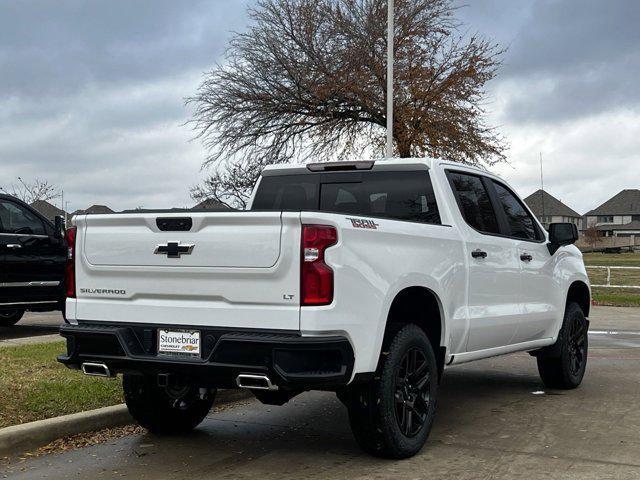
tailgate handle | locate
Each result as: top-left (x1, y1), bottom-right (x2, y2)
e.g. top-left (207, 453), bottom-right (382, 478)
top-left (156, 217), bottom-right (193, 232)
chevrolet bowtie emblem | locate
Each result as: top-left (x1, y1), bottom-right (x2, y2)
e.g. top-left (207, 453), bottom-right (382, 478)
top-left (154, 241), bottom-right (195, 258)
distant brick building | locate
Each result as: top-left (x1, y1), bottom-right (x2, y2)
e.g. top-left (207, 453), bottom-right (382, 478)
top-left (523, 190), bottom-right (581, 230)
top-left (191, 199), bottom-right (231, 211)
top-left (583, 189), bottom-right (640, 237)
top-left (29, 200), bottom-right (66, 223)
top-left (72, 205), bottom-right (114, 216)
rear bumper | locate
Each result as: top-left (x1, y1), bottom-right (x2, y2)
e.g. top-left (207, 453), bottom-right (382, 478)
top-left (57, 322), bottom-right (354, 390)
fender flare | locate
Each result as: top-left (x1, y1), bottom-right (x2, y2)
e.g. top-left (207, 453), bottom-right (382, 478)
top-left (368, 273), bottom-right (449, 371)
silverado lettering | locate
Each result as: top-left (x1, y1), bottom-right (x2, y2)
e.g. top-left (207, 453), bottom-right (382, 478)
top-left (80, 288), bottom-right (126, 295)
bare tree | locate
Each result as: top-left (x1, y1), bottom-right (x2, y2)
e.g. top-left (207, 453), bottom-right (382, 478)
top-left (0, 177), bottom-right (60, 204)
top-left (189, 0), bottom-right (506, 208)
top-left (584, 225), bottom-right (602, 250)
top-left (190, 157), bottom-right (272, 210)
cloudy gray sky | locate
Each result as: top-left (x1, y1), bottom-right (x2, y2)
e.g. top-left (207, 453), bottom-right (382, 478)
top-left (1, 0), bottom-right (638, 213)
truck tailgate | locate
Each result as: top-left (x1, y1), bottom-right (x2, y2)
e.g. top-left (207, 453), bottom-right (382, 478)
top-left (73, 212), bottom-right (301, 331)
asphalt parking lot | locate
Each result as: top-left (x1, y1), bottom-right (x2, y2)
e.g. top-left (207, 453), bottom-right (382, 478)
top-left (2, 307), bottom-right (640, 479)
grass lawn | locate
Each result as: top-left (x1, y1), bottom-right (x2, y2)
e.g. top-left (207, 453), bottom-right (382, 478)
top-left (0, 342), bottom-right (122, 429)
top-left (583, 252), bottom-right (640, 307)
top-left (591, 288), bottom-right (640, 307)
top-left (583, 252), bottom-right (640, 267)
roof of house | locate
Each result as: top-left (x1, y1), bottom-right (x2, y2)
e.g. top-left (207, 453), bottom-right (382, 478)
top-left (586, 189), bottom-right (640, 216)
top-left (191, 199), bottom-right (231, 211)
top-left (523, 190), bottom-right (581, 218)
top-left (72, 204), bottom-right (114, 215)
top-left (596, 220), bottom-right (640, 231)
top-left (29, 200), bottom-right (65, 221)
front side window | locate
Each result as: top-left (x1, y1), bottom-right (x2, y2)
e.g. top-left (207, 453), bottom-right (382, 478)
top-left (0, 201), bottom-right (46, 235)
top-left (252, 170), bottom-right (441, 224)
top-left (446, 172), bottom-right (500, 234)
top-left (491, 181), bottom-right (540, 240)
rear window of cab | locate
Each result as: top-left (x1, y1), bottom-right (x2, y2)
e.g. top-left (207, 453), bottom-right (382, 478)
top-left (251, 170), bottom-right (441, 225)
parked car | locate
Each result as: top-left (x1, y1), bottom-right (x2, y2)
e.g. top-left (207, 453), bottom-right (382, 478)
top-left (58, 158), bottom-right (590, 458)
top-left (0, 194), bottom-right (67, 326)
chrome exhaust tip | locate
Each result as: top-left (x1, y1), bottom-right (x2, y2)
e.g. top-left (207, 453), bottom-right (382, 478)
top-left (81, 362), bottom-right (113, 378)
top-left (236, 374), bottom-right (278, 391)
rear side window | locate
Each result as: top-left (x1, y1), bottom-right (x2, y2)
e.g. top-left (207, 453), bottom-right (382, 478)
top-left (491, 181), bottom-right (540, 240)
top-left (251, 176), bottom-right (318, 211)
top-left (252, 170), bottom-right (441, 224)
top-left (446, 172), bottom-right (500, 234)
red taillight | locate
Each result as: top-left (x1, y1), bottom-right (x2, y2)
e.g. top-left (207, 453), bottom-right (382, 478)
top-left (65, 226), bottom-right (77, 298)
top-left (301, 225), bottom-right (337, 306)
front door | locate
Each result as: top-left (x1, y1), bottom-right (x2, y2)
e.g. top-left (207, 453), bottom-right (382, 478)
top-left (0, 199), bottom-right (66, 308)
top-left (487, 180), bottom-right (560, 343)
top-left (514, 240), bottom-right (559, 342)
top-left (446, 171), bottom-right (522, 352)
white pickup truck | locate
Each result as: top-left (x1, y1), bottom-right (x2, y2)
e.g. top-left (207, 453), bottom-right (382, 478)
top-left (59, 158), bottom-right (590, 458)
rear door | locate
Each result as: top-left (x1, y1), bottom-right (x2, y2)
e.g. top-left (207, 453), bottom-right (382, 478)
top-left (446, 171), bottom-right (522, 351)
top-left (488, 180), bottom-right (559, 343)
top-left (0, 199), bottom-right (65, 307)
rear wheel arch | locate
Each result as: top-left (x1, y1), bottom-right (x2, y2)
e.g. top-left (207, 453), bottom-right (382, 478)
top-left (382, 287), bottom-right (446, 381)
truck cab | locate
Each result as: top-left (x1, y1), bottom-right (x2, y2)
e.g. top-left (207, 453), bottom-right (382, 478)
top-left (0, 194), bottom-right (67, 326)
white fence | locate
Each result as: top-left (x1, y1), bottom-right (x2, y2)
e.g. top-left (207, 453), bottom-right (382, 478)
top-left (586, 266), bottom-right (640, 289)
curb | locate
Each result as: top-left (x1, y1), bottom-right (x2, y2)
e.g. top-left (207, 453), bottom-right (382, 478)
top-left (0, 389), bottom-right (251, 458)
top-left (0, 404), bottom-right (131, 458)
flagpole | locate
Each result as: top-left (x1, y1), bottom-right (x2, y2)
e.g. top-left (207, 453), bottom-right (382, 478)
top-left (540, 152), bottom-right (545, 222)
top-left (386, 0), bottom-right (394, 158)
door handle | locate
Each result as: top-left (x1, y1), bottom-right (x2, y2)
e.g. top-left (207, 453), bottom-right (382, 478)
top-left (5, 244), bottom-right (22, 249)
top-left (471, 249), bottom-right (487, 259)
top-left (520, 253), bottom-right (533, 262)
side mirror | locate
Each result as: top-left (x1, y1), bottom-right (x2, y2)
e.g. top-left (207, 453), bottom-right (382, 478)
top-left (54, 215), bottom-right (65, 239)
top-left (547, 222), bottom-right (578, 255)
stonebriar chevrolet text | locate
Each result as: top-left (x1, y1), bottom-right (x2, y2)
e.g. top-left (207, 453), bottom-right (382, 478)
top-left (58, 158), bottom-right (590, 458)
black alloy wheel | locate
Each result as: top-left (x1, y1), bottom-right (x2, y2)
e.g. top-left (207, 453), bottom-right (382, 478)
top-left (345, 323), bottom-right (439, 458)
top-left (567, 311), bottom-right (587, 377)
top-left (536, 301), bottom-right (588, 389)
top-left (394, 348), bottom-right (432, 437)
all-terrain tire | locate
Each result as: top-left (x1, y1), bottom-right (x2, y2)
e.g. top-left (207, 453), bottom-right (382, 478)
top-left (536, 301), bottom-right (588, 389)
top-left (0, 310), bottom-right (24, 327)
top-left (123, 374), bottom-right (215, 434)
top-left (346, 324), bottom-right (438, 459)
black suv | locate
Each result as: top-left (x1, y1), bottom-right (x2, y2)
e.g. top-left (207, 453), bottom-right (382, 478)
top-left (0, 194), bottom-right (67, 326)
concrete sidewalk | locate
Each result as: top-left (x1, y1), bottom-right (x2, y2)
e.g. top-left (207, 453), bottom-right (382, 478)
top-left (0, 334), bottom-right (61, 347)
